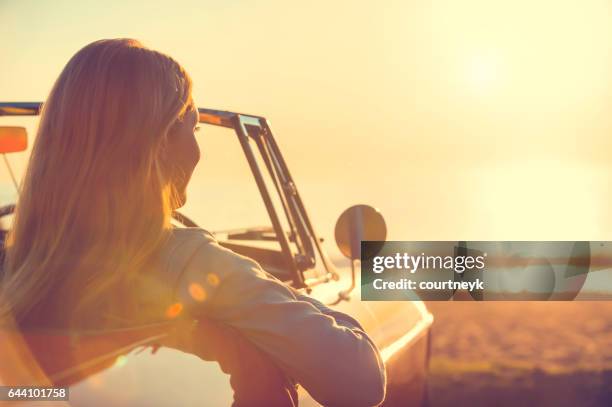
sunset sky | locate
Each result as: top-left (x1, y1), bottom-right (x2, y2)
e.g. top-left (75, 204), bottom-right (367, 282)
top-left (2, 0), bottom-right (612, 243)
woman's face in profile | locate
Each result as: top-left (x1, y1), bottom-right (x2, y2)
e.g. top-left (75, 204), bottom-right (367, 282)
top-left (166, 106), bottom-right (201, 208)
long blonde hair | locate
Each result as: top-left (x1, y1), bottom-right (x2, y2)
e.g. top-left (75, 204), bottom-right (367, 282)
top-left (0, 39), bottom-right (194, 328)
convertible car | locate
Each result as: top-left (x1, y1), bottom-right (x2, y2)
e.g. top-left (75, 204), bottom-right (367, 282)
top-left (0, 102), bottom-right (433, 406)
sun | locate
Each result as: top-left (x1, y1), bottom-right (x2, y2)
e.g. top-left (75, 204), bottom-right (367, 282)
top-left (465, 54), bottom-right (501, 91)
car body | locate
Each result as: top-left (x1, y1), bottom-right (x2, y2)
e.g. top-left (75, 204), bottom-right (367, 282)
top-left (0, 102), bottom-right (433, 406)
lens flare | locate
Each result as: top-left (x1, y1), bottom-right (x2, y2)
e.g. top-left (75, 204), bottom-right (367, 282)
top-left (207, 273), bottom-right (220, 287)
top-left (188, 283), bottom-right (207, 302)
top-left (165, 302), bottom-right (183, 319)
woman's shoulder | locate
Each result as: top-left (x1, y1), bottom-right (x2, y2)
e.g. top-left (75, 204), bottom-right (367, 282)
top-left (168, 226), bottom-right (216, 244)
top-left (161, 227), bottom-right (257, 278)
top-left (160, 227), bottom-right (215, 274)
top-left (160, 227), bottom-right (267, 312)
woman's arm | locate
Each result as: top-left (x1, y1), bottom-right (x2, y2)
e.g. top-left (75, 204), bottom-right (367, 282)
top-left (290, 289), bottom-right (366, 331)
top-left (173, 238), bottom-right (386, 407)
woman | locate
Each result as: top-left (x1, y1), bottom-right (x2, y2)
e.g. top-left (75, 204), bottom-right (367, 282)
top-left (0, 39), bottom-right (386, 406)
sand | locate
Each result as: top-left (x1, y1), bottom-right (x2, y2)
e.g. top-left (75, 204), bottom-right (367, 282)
top-left (426, 302), bottom-right (612, 406)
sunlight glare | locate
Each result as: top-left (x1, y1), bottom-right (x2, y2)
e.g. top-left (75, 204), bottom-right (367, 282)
top-left (465, 54), bottom-right (501, 92)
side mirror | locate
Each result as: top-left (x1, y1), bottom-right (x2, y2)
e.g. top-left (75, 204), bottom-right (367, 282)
top-left (334, 204), bottom-right (387, 260)
top-left (0, 127), bottom-right (27, 153)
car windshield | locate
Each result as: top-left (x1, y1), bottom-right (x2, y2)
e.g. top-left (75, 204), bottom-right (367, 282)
top-left (181, 123), bottom-right (281, 247)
